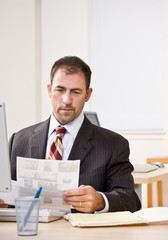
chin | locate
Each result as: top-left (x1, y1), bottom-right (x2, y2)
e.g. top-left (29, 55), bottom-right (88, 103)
top-left (59, 115), bottom-right (76, 125)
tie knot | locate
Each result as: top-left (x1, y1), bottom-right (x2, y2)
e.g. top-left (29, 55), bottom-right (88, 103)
top-left (56, 127), bottom-right (66, 137)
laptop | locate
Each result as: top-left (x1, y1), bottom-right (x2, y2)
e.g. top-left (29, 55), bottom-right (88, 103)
top-left (0, 102), bottom-right (11, 192)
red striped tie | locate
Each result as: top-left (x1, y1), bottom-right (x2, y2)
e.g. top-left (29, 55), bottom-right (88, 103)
top-left (47, 127), bottom-right (66, 160)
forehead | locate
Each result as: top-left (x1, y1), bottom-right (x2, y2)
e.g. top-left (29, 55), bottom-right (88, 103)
top-left (52, 68), bottom-right (86, 88)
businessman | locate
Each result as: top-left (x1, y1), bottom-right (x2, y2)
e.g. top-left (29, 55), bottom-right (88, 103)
top-left (7, 56), bottom-right (141, 213)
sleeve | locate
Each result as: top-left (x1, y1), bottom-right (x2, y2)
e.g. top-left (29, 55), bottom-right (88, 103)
top-left (103, 138), bottom-right (141, 212)
top-left (95, 192), bottom-right (109, 213)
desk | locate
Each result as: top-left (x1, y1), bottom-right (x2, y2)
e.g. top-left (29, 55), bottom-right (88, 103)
top-left (0, 219), bottom-right (168, 240)
top-left (132, 168), bottom-right (168, 207)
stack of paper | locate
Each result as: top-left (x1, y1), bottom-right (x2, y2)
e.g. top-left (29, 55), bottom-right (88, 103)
top-left (64, 211), bottom-right (148, 227)
top-left (133, 164), bottom-right (158, 173)
top-left (64, 207), bottom-right (168, 227)
top-left (134, 207), bottom-right (168, 223)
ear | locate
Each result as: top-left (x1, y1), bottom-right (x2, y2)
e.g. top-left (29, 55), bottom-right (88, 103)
top-left (85, 88), bottom-right (93, 102)
top-left (47, 84), bottom-right (52, 98)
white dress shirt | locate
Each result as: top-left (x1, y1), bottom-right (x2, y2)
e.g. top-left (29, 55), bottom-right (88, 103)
top-left (45, 112), bottom-right (109, 213)
top-left (45, 112), bottom-right (84, 160)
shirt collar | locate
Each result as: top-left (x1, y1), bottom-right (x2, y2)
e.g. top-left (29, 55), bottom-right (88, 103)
top-left (48, 112), bottom-right (84, 139)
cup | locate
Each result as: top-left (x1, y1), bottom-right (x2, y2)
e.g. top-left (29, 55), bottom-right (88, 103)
top-left (15, 196), bottom-right (40, 236)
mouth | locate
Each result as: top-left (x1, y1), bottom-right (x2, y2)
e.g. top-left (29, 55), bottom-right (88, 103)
top-left (59, 108), bottom-right (74, 113)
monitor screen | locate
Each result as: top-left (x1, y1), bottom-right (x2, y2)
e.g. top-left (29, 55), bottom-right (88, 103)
top-left (0, 102), bottom-right (11, 192)
top-left (84, 112), bottom-right (100, 126)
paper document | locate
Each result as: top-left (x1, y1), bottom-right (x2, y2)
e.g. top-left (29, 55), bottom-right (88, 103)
top-left (17, 157), bottom-right (80, 212)
top-left (64, 211), bottom-right (148, 227)
top-left (134, 207), bottom-right (168, 223)
top-left (133, 164), bottom-right (158, 173)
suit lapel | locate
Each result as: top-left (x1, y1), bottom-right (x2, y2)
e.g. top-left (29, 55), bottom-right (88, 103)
top-left (28, 117), bottom-right (94, 161)
top-left (29, 118), bottom-right (50, 159)
top-left (68, 117), bottom-right (94, 164)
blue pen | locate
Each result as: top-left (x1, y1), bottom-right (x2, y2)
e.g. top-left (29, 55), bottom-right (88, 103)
top-left (20, 187), bottom-right (42, 232)
top-left (34, 187), bottom-right (43, 199)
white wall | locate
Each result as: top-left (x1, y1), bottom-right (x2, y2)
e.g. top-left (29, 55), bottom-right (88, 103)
top-left (0, 0), bottom-right (168, 208)
top-left (41, 0), bottom-right (90, 120)
top-left (0, 0), bottom-right (90, 137)
top-left (88, 1), bottom-right (168, 207)
top-left (89, 0), bottom-right (168, 133)
top-left (0, 0), bottom-right (37, 137)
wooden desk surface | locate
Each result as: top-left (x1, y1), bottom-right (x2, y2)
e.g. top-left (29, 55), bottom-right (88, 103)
top-left (0, 219), bottom-right (168, 240)
top-left (132, 167), bottom-right (168, 184)
top-left (1, 168), bottom-right (168, 239)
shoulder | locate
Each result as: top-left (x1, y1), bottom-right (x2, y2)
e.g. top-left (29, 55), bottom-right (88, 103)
top-left (83, 116), bottom-right (128, 146)
top-left (9, 118), bottom-right (50, 142)
top-left (93, 125), bottom-right (128, 147)
top-left (95, 125), bottom-right (126, 140)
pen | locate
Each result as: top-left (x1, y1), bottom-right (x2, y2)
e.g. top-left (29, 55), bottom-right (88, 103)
top-left (20, 187), bottom-right (42, 232)
top-left (34, 187), bottom-right (43, 198)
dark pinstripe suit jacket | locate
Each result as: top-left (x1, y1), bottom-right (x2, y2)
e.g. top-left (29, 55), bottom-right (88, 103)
top-left (9, 116), bottom-right (141, 212)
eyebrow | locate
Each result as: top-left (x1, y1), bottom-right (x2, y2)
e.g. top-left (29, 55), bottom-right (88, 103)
top-left (55, 85), bottom-right (83, 92)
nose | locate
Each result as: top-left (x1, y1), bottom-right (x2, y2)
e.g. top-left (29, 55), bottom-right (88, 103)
top-left (62, 92), bottom-right (72, 105)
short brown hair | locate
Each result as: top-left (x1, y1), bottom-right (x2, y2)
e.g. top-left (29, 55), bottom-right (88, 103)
top-left (50, 56), bottom-right (92, 90)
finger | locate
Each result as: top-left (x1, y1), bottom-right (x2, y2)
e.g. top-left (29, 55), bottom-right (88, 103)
top-left (72, 201), bottom-right (94, 213)
top-left (66, 200), bottom-right (88, 211)
top-left (63, 194), bottom-right (84, 204)
top-left (64, 187), bottom-right (86, 197)
top-left (0, 204), bottom-right (8, 208)
top-left (79, 185), bottom-right (86, 188)
top-left (68, 200), bottom-right (85, 208)
top-left (0, 199), bottom-right (8, 208)
top-left (0, 203), bottom-right (8, 208)
top-left (65, 197), bottom-right (93, 210)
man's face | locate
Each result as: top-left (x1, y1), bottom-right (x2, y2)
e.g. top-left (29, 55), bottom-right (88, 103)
top-left (47, 68), bottom-right (92, 125)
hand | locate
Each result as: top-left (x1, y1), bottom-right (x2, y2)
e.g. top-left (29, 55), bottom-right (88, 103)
top-left (63, 185), bottom-right (105, 213)
top-left (0, 199), bottom-right (8, 208)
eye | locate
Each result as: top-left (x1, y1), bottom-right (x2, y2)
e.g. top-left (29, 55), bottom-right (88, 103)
top-left (72, 89), bottom-right (82, 95)
top-left (74, 90), bottom-right (80, 94)
top-left (55, 88), bottom-right (64, 92)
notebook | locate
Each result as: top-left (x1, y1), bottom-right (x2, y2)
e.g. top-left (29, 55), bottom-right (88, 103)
top-left (64, 211), bottom-right (148, 227)
top-left (0, 208), bottom-right (65, 223)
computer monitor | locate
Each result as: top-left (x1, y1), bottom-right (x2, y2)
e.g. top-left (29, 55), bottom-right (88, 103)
top-left (84, 111), bottom-right (100, 126)
top-left (0, 102), bottom-right (11, 192)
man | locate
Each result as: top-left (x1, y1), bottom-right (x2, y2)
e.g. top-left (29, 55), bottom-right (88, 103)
top-left (8, 56), bottom-right (141, 212)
